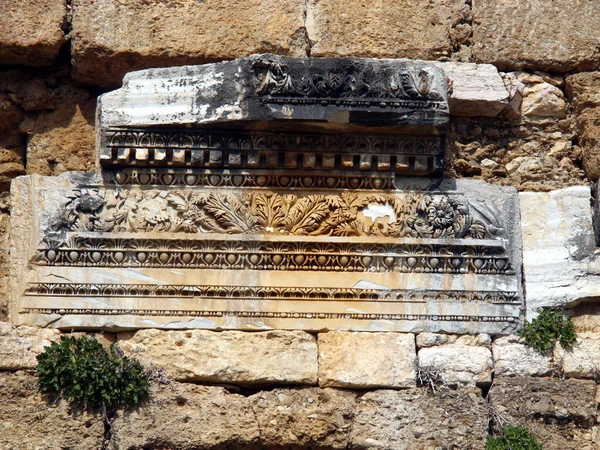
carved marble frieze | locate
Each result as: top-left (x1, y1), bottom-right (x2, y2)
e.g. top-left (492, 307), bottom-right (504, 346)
top-left (9, 56), bottom-right (523, 334)
top-left (10, 173), bottom-right (523, 334)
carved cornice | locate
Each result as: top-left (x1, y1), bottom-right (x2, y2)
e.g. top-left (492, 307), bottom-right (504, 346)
top-left (255, 60), bottom-right (446, 109)
top-left (100, 128), bottom-right (443, 178)
top-left (21, 307), bottom-right (518, 324)
top-left (38, 237), bottom-right (514, 275)
top-left (25, 283), bottom-right (520, 304)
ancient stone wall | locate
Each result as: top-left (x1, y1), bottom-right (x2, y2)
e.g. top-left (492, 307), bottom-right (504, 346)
top-left (2, 1), bottom-right (600, 449)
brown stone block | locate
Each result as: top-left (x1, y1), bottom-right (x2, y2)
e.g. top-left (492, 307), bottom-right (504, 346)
top-left (71, 0), bottom-right (307, 88)
top-left (112, 382), bottom-right (259, 449)
top-left (306, 0), bottom-right (470, 60)
top-left (25, 87), bottom-right (96, 176)
top-left (0, 0), bottom-right (66, 66)
top-left (566, 72), bottom-right (600, 181)
top-left (473, 0), bottom-right (600, 72)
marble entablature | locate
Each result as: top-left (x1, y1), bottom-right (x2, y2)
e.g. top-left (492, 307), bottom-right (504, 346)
top-left (9, 55), bottom-right (524, 333)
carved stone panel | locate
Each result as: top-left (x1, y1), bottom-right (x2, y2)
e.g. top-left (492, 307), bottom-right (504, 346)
top-left (10, 173), bottom-right (522, 334)
top-left (9, 56), bottom-right (523, 334)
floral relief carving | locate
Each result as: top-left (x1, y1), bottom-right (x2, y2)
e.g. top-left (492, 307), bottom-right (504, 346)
top-left (53, 189), bottom-right (503, 240)
top-left (256, 62), bottom-right (444, 102)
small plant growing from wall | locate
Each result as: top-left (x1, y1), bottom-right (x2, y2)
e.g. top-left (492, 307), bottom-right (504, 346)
top-left (485, 425), bottom-right (542, 450)
top-left (36, 335), bottom-right (150, 415)
top-left (519, 308), bottom-right (576, 354)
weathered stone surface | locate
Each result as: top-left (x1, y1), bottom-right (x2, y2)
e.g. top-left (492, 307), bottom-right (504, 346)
top-left (112, 381), bottom-right (260, 450)
top-left (555, 333), bottom-right (600, 379)
top-left (441, 62), bottom-right (509, 117)
top-left (567, 72), bottom-right (600, 181)
top-left (520, 187), bottom-right (600, 317)
top-left (350, 388), bottom-right (487, 449)
top-left (71, 0), bottom-right (307, 88)
top-left (0, 196), bottom-right (9, 320)
top-left (489, 377), bottom-right (597, 450)
top-left (13, 173), bottom-right (524, 335)
top-left (473, 0), bottom-right (600, 72)
top-left (417, 333), bottom-right (491, 349)
top-left (250, 388), bottom-right (356, 449)
top-left (0, 371), bottom-right (105, 450)
top-left (595, 180), bottom-right (600, 245)
top-left (0, 323), bottom-right (60, 370)
top-left (0, 134), bottom-right (26, 191)
top-left (117, 329), bottom-right (318, 386)
top-left (570, 302), bottom-right (600, 333)
top-left (97, 55), bottom-right (449, 134)
top-left (25, 87), bottom-right (96, 176)
top-left (518, 73), bottom-right (567, 118)
top-left (0, 0), bottom-right (66, 66)
top-left (418, 345), bottom-right (493, 386)
top-left (446, 116), bottom-right (586, 192)
top-left (306, 0), bottom-right (470, 61)
top-left (492, 335), bottom-right (554, 377)
top-left (318, 331), bottom-right (416, 389)
top-left (416, 332), bottom-right (450, 348)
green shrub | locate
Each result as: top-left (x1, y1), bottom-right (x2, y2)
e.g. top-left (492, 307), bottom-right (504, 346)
top-left (519, 308), bottom-right (576, 354)
top-left (36, 335), bottom-right (149, 413)
top-left (486, 425), bottom-right (542, 450)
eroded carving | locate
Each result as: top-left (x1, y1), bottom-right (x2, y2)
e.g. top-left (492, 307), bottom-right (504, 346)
top-left (37, 237), bottom-right (514, 275)
top-left (256, 61), bottom-right (445, 106)
top-left (52, 189), bottom-right (503, 240)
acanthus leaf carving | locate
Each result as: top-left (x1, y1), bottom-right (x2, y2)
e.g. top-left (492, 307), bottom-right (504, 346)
top-left (52, 189), bottom-right (504, 240)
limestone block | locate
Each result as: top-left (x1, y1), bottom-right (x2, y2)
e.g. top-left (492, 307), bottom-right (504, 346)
top-left (71, 0), bottom-right (307, 88)
top-left (520, 79), bottom-right (567, 118)
top-left (117, 329), bottom-right (318, 386)
top-left (111, 382), bottom-right (259, 449)
top-left (250, 388), bottom-right (356, 449)
top-left (566, 72), bottom-right (600, 181)
top-left (350, 388), bottom-right (487, 449)
top-left (520, 187), bottom-right (600, 317)
top-left (0, 323), bottom-right (60, 370)
top-left (418, 345), bottom-right (493, 386)
top-left (489, 377), bottom-right (597, 450)
top-left (25, 88), bottom-right (96, 176)
top-left (0, 0), bottom-right (66, 66)
top-left (0, 371), bottom-right (105, 450)
top-left (318, 331), bottom-right (416, 389)
top-left (492, 335), bottom-right (554, 377)
top-left (306, 0), bottom-right (469, 61)
top-left (473, 0), bottom-right (600, 72)
top-left (441, 62), bottom-right (509, 117)
top-left (416, 332), bottom-right (450, 348)
top-left (416, 332), bottom-right (491, 348)
top-left (555, 333), bottom-right (600, 379)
